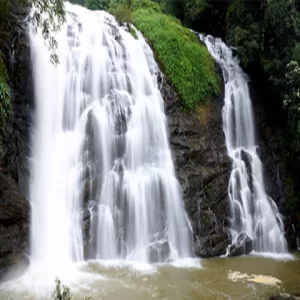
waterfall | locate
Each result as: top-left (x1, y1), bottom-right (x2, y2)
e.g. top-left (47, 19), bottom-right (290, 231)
top-left (29, 2), bottom-right (193, 269)
top-left (199, 34), bottom-right (287, 253)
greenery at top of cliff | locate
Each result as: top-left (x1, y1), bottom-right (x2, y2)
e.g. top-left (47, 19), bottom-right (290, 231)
top-left (133, 8), bottom-right (219, 110)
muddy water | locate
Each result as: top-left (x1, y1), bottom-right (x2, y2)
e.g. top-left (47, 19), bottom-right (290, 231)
top-left (0, 253), bottom-right (299, 300)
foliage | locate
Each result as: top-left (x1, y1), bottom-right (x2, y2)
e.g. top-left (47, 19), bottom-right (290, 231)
top-left (0, 54), bottom-right (11, 137)
top-left (283, 60), bottom-right (300, 157)
top-left (133, 9), bottom-right (219, 110)
top-left (0, 0), bottom-right (65, 65)
top-left (0, 0), bottom-right (11, 27)
top-left (108, 0), bottom-right (160, 23)
top-left (226, 0), bottom-right (300, 159)
top-left (52, 279), bottom-right (71, 300)
top-left (85, 0), bottom-right (110, 10)
top-left (156, 0), bottom-right (206, 26)
top-left (226, 0), bottom-right (261, 67)
top-left (52, 278), bottom-right (91, 300)
top-left (29, 0), bottom-right (66, 64)
top-left (108, 0), bottom-right (133, 22)
top-left (69, 0), bottom-right (85, 5)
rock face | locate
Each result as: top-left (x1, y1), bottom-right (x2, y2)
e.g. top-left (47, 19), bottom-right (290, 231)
top-left (160, 71), bottom-right (232, 258)
top-left (0, 1), bottom-right (32, 278)
top-left (1, 0), bottom-right (33, 184)
top-left (0, 173), bottom-right (30, 279)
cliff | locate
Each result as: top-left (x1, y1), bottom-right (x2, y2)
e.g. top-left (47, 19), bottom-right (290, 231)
top-left (160, 69), bottom-right (232, 257)
top-left (0, 2), bottom-right (32, 278)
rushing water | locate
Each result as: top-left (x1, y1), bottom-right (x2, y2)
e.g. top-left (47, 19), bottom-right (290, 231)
top-left (0, 254), bottom-right (299, 299)
top-left (199, 34), bottom-right (287, 253)
top-left (29, 2), bottom-right (193, 272)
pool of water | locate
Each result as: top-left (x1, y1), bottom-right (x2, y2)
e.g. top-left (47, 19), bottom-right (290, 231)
top-left (0, 253), bottom-right (299, 300)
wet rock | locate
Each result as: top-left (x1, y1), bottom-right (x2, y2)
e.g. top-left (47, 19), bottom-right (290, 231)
top-left (148, 241), bottom-right (170, 263)
top-left (227, 232), bottom-right (253, 257)
top-left (161, 67), bottom-right (232, 257)
top-left (194, 232), bottom-right (230, 257)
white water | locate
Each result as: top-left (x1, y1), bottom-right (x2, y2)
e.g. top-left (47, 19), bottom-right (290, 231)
top-left (199, 34), bottom-right (287, 253)
top-left (29, 2), bottom-right (193, 272)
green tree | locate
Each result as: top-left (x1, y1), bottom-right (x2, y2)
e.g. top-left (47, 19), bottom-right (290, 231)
top-left (85, 0), bottom-right (111, 10)
top-left (1, 0), bottom-right (65, 64)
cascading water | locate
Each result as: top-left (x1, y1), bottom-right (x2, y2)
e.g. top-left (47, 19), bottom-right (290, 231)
top-left (29, 2), bottom-right (193, 269)
top-left (199, 34), bottom-right (287, 253)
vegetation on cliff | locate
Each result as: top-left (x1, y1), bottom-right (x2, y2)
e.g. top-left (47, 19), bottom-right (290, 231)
top-left (133, 8), bottom-right (219, 110)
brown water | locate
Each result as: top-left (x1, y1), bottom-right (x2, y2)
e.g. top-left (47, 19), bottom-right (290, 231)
top-left (0, 253), bottom-right (299, 300)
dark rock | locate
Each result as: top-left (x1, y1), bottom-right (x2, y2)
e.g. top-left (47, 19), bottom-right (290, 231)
top-left (0, 224), bottom-right (19, 256)
top-left (194, 232), bottom-right (230, 258)
top-left (0, 1), bottom-right (31, 279)
top-left (227, 232), bottom-right (253, 257)
top-left (0, 173), bottom-right (30, 279)
top-left (148, 241), bottom-right (170, 263)
top-left (161, 68), bottom-right (231, 257)
top-left (0, 174), bottom-right (30, 226)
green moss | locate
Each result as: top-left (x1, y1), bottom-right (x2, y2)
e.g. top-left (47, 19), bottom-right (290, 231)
top-left (133, 9), bottom-right (220, 111)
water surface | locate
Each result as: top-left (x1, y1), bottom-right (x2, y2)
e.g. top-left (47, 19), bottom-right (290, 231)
top-left (0, 254), bottom-right (299, 299)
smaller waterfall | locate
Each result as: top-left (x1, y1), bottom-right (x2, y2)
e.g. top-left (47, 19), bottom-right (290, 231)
top-left (200, 34), bottom-right (287, 253)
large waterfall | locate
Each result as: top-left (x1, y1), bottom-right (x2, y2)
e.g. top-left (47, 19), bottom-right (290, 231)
top-left (29, 2), bottom-right (193, 269)
top-left (200, 35), bottom-right (287, 253)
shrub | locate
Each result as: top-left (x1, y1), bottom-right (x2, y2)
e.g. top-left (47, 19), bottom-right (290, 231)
top-left (52, 278), bottom-right (91, 300)
top-left (52, 279), bottom-right (71, 300)
top-left (85, 0), bottom-right (110, 11)
top-left (109, 0), bottom-right (133, 22)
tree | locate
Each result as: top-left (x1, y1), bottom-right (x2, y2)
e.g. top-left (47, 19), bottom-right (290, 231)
top-left (85, 0), bottom-right (111, 10)
top-left (1, 0), bottom-right (65, 64)
top-left (29, 0), bottom-right (66, 64)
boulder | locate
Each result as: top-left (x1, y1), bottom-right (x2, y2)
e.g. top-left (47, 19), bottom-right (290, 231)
top-left (227, 232), bottom-right (253, 257)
